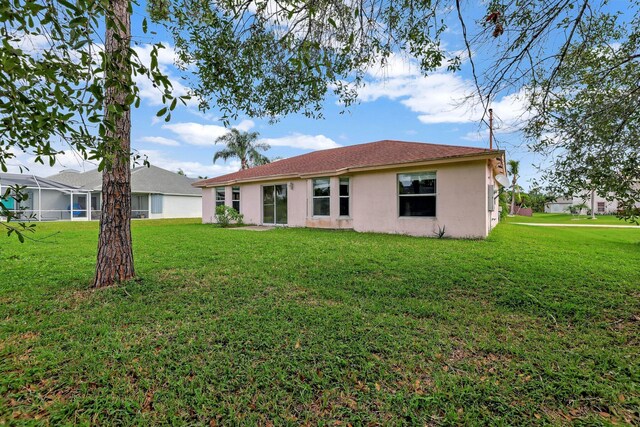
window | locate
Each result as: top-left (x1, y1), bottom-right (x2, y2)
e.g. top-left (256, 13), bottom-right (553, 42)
top-left (215, 187), bottom-right (225, 207)
top-left (232, 187), bottom-right (240, 211)
top-left (313, 178), bottom-right (330, 216)
top-left (131, 194), bottom-right (149, 218)
top-left (91, 193), bottom-right (101, 211)
top-left (398, 172), bottom-right (436, 217)
top-left (597, 202), bottom-right (605, 213)
top-left (151, 194), bottom-right (163, 214)
top-left (339, 178), bottom-right (349, 216)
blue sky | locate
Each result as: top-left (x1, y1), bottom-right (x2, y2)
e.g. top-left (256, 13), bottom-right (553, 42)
top-left (9, 1), bottom-right (544, 188)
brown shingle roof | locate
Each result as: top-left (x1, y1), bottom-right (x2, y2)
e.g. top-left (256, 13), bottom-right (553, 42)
top-left (194, 140), bottom-right (501, 187)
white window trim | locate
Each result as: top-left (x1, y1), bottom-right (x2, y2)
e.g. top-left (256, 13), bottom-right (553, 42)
top-left (215, 187), bottom-right (226, 207)
top-left (232, 186), bottom-right (240, 211)
top-left (261, 183), bottom-right (288, 226)
top-left (312, 178), bottom-right (331, 217)
top-left (397, 172), bottom-right (437, 218)
top-left (338, 177), bottom-right (351, 218)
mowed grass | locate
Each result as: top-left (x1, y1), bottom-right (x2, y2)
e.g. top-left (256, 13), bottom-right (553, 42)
top-left (507, 213), bottom-right (639, 226)
top-left (1, 219), bottom-right (639, 425)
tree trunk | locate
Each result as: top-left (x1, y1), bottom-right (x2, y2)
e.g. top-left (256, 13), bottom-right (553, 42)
top-left (510, 183), bottom-right (516, 215)
top-left (94, 0), bottom-right (134, 287)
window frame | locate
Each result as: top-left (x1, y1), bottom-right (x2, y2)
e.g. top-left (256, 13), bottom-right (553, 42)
top-left (312, 178), bottom-right (331, 217)
top-left (232, 186), bottom-right (240, 212)
top-left (339, 177), bottom-right (350, 217)
top-left (150, 194), bottom-right (164, 214)
top-left (397, 172), bottom-right (437, 218)
top-left (215, 187), bottom-right (226, 208)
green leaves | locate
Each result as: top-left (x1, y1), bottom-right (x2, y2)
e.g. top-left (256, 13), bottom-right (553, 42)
top-left (0, 0), bottom-right (186, 178)
top-left (152, 0), bottom-right (448, 121)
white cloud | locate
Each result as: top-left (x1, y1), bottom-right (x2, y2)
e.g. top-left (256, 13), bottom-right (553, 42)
top-left (134, 72), bottom-right (194, 107)
top-left (163, 119), bottom-right (339, 151)
top-left (139, 136), bottom-right (180, 146)
top-left (366, 53), bottom-right (421, 79)
top-left (462, 129), bottom-right (489, 142)
top-left (3, 145), bottom-right (237, 180)
top-left (260, 133), bottom-right (340, 150)
top-left (236, 119), bottom-right (255, 132)
top-left (139, 150), bottom-right (239, 178)
top-left (163, 123), bottom-right (234, 146)
top-left (4, 147), bottom-right (97, 177)
top-left (358, 54), bottom-right (529, 127)
top-left (162, 120), bottom-right (257, 146)
top-left (132, 42), bottom-right (198, 108)
top-left (133, 43), bottom-right (181, 68)
top-left (11, 33), bottom-right (49, 54)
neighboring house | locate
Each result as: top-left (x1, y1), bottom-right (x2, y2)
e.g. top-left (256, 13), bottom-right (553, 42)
top-left (0, 173), bottom-right (91, 221)
top-left (545, 193), bottom-right (620, 214)
top-left (49, 165), bottom-right (202, 220)
top-left (194, 140), bottom-right (506, 238)
top-left (545, 197), bottom-right (574, 214)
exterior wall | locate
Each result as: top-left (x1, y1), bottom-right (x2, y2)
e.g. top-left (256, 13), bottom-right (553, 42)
top-left (545, 202), bottom-right (572, 213)
top-left (157, 195), bottom-right (201, 218)
top-left (202, 188), bottom-right (215, 223)
top-left (202, 159), bottom-right (495, 238)
top-left (231, 180), bottom-right (307, 226)
top-left (239, 184), bottom-right (263, 224)
top-left (305, 177), bottom-right (353, 229)
top-left (350, 160), bottom-right (488, 238)
top-left (573, 193), bottom-right (619, 214)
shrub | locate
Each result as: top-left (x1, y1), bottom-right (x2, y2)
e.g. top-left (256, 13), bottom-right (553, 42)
top-left (215, 205), bottom-right (244, 227)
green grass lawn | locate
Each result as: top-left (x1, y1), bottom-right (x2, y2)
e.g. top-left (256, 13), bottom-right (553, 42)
top-left (507, 212), bottom-right (639, 226)
top-left (1, 219), bottom-right (639, 425)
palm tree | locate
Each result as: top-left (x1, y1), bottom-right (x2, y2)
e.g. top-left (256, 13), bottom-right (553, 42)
top-left (213, 129), bottom-right (270, 170)
top-left (508, 159), bottom-right (520, 215)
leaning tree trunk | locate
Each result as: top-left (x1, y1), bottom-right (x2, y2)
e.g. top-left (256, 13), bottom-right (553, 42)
top-left (94, 0), bottom-right (134, 287)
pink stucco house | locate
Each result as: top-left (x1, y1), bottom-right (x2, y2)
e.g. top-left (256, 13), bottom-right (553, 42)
top-left (193, 140), bottom-right (506, 238)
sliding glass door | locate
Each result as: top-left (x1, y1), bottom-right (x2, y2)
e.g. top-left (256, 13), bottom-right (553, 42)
top-left (262, 184), bottom-right (287, 225)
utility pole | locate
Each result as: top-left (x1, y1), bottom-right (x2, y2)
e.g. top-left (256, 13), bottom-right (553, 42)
top-left (489, 108), bottom-right (494, 150)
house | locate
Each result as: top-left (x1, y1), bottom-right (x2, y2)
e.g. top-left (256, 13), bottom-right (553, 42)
top-left (545, 193), bottom-right (620, 215)
top-left (193, 140), bottom-right (505, 238)
top-left (48, 165), bottom-right (202, 220)
top-left (544, 197), bottom-right (574, 214)
top-left (0, 173), bottom-right (91, 221)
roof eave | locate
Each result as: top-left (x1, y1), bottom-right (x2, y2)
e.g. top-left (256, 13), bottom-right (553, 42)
top-left (300, 151), bottom-right (505, 177)
top-left (194, 151), bottom-right (504, 188)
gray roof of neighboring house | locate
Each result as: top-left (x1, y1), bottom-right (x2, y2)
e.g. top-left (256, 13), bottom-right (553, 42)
top-left (48, 165), bottom-right (201, 196)
top-left (0, 173), bottom-right (82, 192)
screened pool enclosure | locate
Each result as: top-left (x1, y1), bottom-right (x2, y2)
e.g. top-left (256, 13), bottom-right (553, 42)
top-left (0, 173), bottom-right (94, 221)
